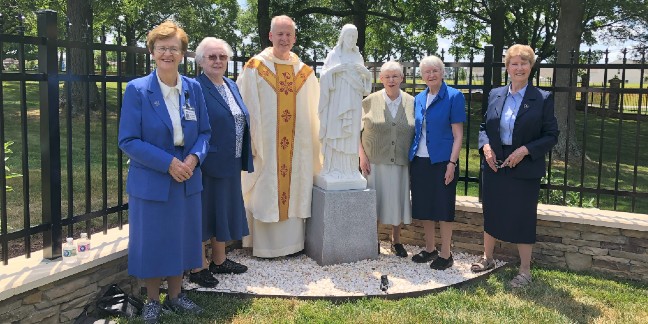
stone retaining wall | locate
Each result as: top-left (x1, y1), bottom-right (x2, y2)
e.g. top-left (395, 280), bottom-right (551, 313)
top-left (0, 232), bottom-right (237, 324)
top-left (379, 207), bottom-right (648, 281)
top-left (0, 256), bottom-right (138, 323)
top-left (3, 201), bottom-right (648, 323)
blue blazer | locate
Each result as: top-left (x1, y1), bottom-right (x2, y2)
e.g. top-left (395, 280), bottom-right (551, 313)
top-left (196, 73), bottom-right (254, 177)
top-left (478, 84), bottom-right (559, 179)
top-left (118, 70), bottom-right (211, 202)
top-left (409, 81), bottom-right (467, 163)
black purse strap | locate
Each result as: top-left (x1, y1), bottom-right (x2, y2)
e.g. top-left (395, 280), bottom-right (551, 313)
top-left (96, 284), bottom-right (144, 317)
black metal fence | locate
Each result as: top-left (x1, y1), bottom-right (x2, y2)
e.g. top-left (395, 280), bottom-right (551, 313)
top-left (1, 10), bottom-right (648, 265)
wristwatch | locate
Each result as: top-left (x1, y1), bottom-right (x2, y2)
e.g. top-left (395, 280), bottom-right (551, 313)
top-left (449, 160), bottom-right (458, 166)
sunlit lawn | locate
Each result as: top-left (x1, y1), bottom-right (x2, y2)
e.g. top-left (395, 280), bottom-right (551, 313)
top-left (1, 81), bottom-right (128, 233)
top-left (115, 266), bottom-right (648, 323)
top-left (2, 79), bottom-right (648, 235)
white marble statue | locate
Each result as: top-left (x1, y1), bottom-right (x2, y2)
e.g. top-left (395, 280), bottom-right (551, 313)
top-left (315, 24), bottom-right (372, 190)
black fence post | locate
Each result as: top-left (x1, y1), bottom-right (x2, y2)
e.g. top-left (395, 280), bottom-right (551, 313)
top-left (0, 12), bottom-right (7, 265)
top-left (482, 45), bottom-right (493, 116)
top-left (37, 10), bottom-right (62, 260)
top-left (479, 45), bottom-right (494, 202)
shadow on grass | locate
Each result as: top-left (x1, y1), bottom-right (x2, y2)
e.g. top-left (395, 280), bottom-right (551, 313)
top-left (177, 293), bottom-right (254, 324)
top-left (118, 264), bottom-right (648, 323)
top-left (498, 265), bottom-right (602, 323)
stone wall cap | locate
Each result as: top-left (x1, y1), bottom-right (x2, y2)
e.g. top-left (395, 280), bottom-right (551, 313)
top-left (0, 226), bottom-right (129, 302)
top-left (456, 196), bottom-right (648, 232)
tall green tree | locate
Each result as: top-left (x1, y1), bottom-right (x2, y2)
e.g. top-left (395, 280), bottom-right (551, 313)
top-left (441, 0), bottom-right (558, 85)
top-left (61, 0), bottom-right (103, 115)
top-left (553, 0), bottom-right (586, 160)
top-left (552, 0), bottom-right (648, 159)
top-left (243, 0), bottom-right (439, 61)
top-left (0, 0), bottom-right (64, 66)
top-left (175, 0), bottom-right (240, 51)
top-left (94, 0), bottom-right (240, 71)
top-left (94, 0), bottom-right (185, 75)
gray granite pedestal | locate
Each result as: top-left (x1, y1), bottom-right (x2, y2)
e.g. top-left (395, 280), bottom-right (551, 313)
top-left (306, 186), bottom-right (378, 266)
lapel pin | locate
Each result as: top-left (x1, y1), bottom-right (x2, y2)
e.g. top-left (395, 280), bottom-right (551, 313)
top-left (154, 101), bottom-right (160, 107)
top-left (523, 103), bottom-right (529, 109)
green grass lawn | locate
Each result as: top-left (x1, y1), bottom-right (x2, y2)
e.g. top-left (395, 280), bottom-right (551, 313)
top-left (456, 98), bottom-right (648, 213)
top-left (2, 81), bottom-right (128, 233)
top-left (116, 266), bottom-right (648, 323)
top-left (1, 78), bottom-right (648, 235)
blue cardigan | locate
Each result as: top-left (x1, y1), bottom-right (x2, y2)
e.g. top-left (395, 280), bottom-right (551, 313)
top-left (196, 73), bottom-right (254, 177)
top-left (409, 81), bottom-right (466, 163)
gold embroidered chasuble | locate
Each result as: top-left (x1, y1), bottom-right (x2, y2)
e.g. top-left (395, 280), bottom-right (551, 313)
top-left (236, 48), bottom-right (321, 225)
top-left (244, 58), bottom-right (313, 221)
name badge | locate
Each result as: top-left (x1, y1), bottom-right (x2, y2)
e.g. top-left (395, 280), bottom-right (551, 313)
top-left (183, 103), bottom-right (197, 121)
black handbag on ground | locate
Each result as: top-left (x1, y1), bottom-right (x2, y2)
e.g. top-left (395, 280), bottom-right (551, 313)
top-left (95, 284), bottom-right (144, 318)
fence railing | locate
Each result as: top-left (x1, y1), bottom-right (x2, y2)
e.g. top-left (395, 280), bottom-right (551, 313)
top-left (1, 10), bottom-right (648, 265)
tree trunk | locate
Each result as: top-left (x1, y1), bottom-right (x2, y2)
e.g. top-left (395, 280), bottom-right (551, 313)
top-left (553, 0), bottom-right (585, 160)
top-left (124, 24), bottom-right (137, 76)
top-left (257, 0), bottom-right (271, 49)
top-left (490, 2), bottom-right (505, 86)
top-left (352, 0), bottom-right (368, 56)
top-left (62, 0), bottom-right (102, 116)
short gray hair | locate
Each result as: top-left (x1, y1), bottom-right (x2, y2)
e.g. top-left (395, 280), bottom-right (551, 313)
top-left (270, 15), bottom-right (296, 32)
top-left (195, 37), bottom-right (234, 65)
top-left (419, 55), bottom-right (444, 72)
top-left (380, 61), bottom-right (403, 77)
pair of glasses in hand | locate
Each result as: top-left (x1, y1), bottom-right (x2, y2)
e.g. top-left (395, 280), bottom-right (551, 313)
top-left (495, 160), bottom-right (507, 168)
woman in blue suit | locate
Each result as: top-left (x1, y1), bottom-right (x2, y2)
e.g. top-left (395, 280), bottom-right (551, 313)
top-left (472, 44), bottom-right (558, 288)
top-left (192, 37), bottom-right (253, 281)
top-left (408, 55), bottom-right (466, 270)
top-left (118, 21), bottom-right (210, 322)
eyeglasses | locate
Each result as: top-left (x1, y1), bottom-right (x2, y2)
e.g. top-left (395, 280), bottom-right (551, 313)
top-left (495, 160), bottom-right (507, 169)
top-left (381, 74), bottom-right (402, 80)
top-left (154, 46), bottom-right (181, 54)
top-left (205, 54), bottom-right (229, 61)
top-left (422, 69), bottom-right (443, 75)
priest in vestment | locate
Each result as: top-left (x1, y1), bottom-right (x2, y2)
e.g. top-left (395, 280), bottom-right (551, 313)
top-left (237, 15), bottom-right (321, 258)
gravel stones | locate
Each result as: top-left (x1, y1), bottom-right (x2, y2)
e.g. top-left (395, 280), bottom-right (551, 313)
top-left (182, 243), bottom-right (505, 297)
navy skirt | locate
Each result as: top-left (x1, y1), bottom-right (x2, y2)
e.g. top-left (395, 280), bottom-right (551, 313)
top-left (128, 147), bottom-right (203, 279)
top-left (410, 156), bottom-right (458, 222)
top-left (201, 158), bottom-right (249, 242)
top-left (482, 146), bottom-right (541, 244)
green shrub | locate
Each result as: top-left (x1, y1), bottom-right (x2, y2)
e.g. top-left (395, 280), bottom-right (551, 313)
top-left (540, 172), bottom-right (595, 208)
top-left (4, 141), bottom-right (22, 192)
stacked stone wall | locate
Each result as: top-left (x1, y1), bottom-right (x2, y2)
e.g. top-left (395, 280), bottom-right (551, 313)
top-left (2, 207), bottom-right (647, 323)
top-left (0, 256), bottom-right (137, 323)
top-left (379, 210), bottom-right (648, 281)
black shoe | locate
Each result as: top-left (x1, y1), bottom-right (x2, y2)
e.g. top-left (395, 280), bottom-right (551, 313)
top-left (430, 254), bottom-right (454, 270)
top-left (411, 249), bottom-right (438, 263)
top-left (391, 243), bottom-right (408, 258)
top-left (210, 259), bottom-right (248, 274)
top-left (188, 269), bottom-right (219, 288)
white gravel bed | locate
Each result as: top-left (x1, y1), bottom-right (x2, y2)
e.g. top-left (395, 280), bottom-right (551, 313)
top-left (182, 243), bottom-right (505, 297)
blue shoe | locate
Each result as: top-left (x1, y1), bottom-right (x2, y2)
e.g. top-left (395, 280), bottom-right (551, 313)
top-left (163, 293), bottom-right (203, 315)
top-left (142, 300), bottom-right (163, 324)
